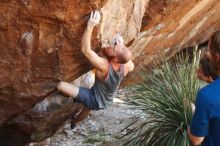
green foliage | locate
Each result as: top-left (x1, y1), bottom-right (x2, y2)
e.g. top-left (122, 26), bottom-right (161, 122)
top-left (122, 50), bottom-right (205, 146)
top-left (84, 132), bottom-right (111, 144)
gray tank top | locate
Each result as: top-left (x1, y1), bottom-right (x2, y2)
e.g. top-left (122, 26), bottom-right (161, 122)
top-left (92, 63), bottom-right (124, 109)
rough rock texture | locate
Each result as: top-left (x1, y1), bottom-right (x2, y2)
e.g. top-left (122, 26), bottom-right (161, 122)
top-left (0, 0), bottom-right (220, 145)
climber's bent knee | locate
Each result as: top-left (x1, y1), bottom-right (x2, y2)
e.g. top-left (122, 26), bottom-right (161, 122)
top-left (57, 81), bottom-right (79, 97)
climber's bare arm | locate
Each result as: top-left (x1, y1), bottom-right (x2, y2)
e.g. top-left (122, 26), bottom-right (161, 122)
top-left (81, 11), bottom-right (108, 74)
top-left (57, 11), bottom-right (106, 97)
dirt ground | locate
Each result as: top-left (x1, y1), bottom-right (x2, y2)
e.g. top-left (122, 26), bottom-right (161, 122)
top-left (29, 89), bottom-right (145, 146)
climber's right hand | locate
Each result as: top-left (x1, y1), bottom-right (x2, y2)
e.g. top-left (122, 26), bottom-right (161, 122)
top-left (112, 33), bottom-right (124, 46)
top-left (87, 11), bottom-right (101, 28)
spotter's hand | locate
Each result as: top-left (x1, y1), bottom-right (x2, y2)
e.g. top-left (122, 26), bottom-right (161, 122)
top-left (87, 11), bottom-right (101, 28)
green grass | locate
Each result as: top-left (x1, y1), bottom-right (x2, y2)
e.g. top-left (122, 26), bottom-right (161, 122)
top-left (122, 50), bottom-right (205, 146)
top-left (84, 132), bottom-right (111, 144)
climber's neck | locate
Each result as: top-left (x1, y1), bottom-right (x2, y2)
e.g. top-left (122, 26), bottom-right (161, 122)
top-left (109, 60), bottom-right (121, 72)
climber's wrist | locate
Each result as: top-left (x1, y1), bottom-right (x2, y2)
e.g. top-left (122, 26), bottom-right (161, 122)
top-left (86, 24), bottom-right (95, 29)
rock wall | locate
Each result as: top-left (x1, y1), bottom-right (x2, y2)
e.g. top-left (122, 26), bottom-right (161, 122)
top-left (0, 0), bottom-right (220, 145)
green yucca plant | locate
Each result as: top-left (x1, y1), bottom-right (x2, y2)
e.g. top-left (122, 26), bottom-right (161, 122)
top-left (122, 50), bottom-right (205, 146)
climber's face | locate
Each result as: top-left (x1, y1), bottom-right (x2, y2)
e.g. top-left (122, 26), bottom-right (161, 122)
top-left (102, 46), bottom-right (117, 60)
top-left (102, 44), bottom-right (132, 64)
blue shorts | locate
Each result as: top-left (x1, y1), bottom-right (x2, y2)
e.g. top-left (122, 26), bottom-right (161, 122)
top-left (75, 87), bottom-right (100, 110)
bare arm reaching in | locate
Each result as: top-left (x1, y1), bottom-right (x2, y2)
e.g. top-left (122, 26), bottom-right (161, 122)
top-left (81, 11), bottom-right (108, 75)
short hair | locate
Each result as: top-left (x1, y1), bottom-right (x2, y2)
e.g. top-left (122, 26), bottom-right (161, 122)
top-left (209, 30), bottom-right (220, 55)
top-left (199, 54), bottom-right (218, 80)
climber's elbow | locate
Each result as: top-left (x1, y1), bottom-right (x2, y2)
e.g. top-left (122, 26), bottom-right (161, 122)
top-left (81, 46), bottom-right (92, 56)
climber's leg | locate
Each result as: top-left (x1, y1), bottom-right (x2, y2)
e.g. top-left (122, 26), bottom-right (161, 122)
top-left (57, 81), bottom-right (79, 98)
top-left (57, 82), bottom-right (99, 110)
top-left (71, 107), bottom-right (91, 129)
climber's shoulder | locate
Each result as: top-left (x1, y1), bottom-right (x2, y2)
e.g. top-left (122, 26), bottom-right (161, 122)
top-left (124, 60), bottom-right (134, 76)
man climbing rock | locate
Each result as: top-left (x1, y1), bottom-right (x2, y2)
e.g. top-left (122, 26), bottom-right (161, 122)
top-left (57, 11), bottom-right (134, 127)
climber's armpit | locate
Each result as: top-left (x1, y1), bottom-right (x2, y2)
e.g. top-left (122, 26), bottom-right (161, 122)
top-left (83, 49), bottom-right (108, 74)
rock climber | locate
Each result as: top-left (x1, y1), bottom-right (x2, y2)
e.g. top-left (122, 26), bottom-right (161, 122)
top-left (57, 10), bottom-right (134, 128)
